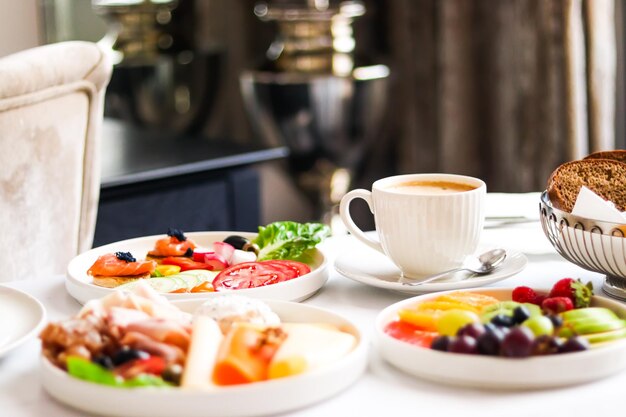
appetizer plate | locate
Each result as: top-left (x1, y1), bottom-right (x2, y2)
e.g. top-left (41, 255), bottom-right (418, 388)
top-left (40, 300), bottom-right (368, 417)
top-left (334, 238), bottom-right (527, 294)
top-left (0, 285), bottom-right (46, 358)
top-left (375, 288), bottom-right (626, 389)
top-left (66, 231), bottom-right (328, 304)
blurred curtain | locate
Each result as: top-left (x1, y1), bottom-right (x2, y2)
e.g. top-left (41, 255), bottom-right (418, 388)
top-left (375, 0), bottom-right (616, 191)
top-left (200, 0), bottom-right (617, 192)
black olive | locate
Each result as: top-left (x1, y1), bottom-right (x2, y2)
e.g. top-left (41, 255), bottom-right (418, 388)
top-left (93, 355), bottom-right (114, 369)
top-left (162, 364), bottom-right (183, 385)
top-left (223, 235), bottom-right (259, 254)
top-left (112, 347), bottom-right (149, 366)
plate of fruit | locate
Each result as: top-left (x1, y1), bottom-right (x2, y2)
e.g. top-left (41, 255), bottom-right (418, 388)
top-left (40, 284), bottom-right (367, 417)
top-left (66, 221), bottom-right (330, 304)
top-left (375, 279), bottom-right (626, 389)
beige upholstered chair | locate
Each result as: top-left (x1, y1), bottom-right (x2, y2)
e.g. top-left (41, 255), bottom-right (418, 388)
top-left (0, 41), bottom-right (112, 281)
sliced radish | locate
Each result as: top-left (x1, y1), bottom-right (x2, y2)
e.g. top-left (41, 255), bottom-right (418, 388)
top-left (192, 247), bottom-right (214, 263)
top-left (204, 252), bottom-right (229, 270)
top-left (213, 241), bottom-right (235, 264)
top-left (230, 249), bottom-right (257, 265)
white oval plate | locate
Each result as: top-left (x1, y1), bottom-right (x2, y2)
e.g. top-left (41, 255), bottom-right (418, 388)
top-left (41, 300), bottom-right (367, 417)
top-left (66, 231), bottom-right (328, 304)
top-left (0, 285), bottom-right (46, 358)
top-left (375, 287), bottom-right (626, 389)
top-left (335, 238), bottom-right (527, 294)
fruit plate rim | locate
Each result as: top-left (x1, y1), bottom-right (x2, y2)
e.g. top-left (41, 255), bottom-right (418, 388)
top-left (374, 287), bottom-right (626, 389)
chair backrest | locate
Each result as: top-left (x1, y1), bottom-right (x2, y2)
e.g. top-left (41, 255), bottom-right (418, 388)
top-left (0, 41), bottom-right (112, 281)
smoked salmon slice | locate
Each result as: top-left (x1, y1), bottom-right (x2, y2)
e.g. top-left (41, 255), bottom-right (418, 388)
top-left (88, 252), bottom-right (156, 277)
top-left (148, 229), bottom-right (197, 257)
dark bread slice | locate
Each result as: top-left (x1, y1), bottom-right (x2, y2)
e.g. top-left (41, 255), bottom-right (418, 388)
top-left (547, 159), bottom-right (626, 212)
top-left (584, 150), bottom-right (626, 164)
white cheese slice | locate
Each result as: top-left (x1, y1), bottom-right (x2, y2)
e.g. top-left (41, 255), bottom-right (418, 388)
top-left (180, 315), bottom-right (223, 389)
top-left (268, 323), bottom-right (356, 379)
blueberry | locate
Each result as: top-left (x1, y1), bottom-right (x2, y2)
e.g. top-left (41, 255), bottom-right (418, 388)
top-left (93, 355), bottom-right (114, 369)
top-left (547, 314), bottom-right (563, 329)
top-left (112, 347), bottom-right (149, 366)
top-left (512, 306), bottom-right (531, 324)
top-left (491, 314), bottom-right (516, 327)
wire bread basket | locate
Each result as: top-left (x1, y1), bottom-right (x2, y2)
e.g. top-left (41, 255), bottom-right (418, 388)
top-left (540, 191), bottom-right (626, 300)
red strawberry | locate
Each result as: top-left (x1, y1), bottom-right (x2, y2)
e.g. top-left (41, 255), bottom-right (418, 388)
top-left (541, 297), bottom-right (574, 315)
top-left (532, 294), bottom-right (547, 306)
top-left (549, 278), bottom-right (594, 308)
top-left (512, 286), bottom-right (538, 304)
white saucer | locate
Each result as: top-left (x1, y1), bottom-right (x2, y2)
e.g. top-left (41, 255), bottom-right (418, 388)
top-left (334, 238), bottom-right (527, 294)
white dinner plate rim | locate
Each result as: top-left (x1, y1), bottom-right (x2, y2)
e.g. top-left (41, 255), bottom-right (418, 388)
top-left (0, 285), bottom-right (47, 358)
top-left (374, 287), bottom-right (626, 389)
top-left (334, 241), bottom-right (527, 293)
top-left (40, 299), bottom-right (368, 417)
top-left (66, 231), bottom-right (328, 304)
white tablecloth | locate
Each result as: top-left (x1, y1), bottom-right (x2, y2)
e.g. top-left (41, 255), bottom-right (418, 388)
top-left (0, 217), bottom-right (623, 417)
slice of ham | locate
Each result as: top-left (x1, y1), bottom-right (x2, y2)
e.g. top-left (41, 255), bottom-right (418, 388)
top-left (126, 318), bottom-right (191, 350)
top-left (79, 282), bottom-right (192, 325)
top-left (120, 331), bottom-right (186, 364)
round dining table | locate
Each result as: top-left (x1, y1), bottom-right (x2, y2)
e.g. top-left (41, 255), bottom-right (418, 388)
top-left (0, 197), bottom-right (623, 417)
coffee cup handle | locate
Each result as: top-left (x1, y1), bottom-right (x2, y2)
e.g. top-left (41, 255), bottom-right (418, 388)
top-left (339, 189), bottom-right (385, 254)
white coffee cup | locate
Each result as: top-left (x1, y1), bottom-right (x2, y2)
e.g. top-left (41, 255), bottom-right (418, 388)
top-left (339, 173), bottom-right (486, 278)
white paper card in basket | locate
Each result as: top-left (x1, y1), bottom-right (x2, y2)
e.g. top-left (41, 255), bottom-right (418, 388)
top-left (572, 186), bottom-right (626, 223)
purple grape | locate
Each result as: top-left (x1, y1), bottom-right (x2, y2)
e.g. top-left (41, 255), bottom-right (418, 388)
top-left (559, 336), bottom-right (590, 353)
top-left (431, 336), bottom-right (451, 352)
top-left (532, 335), bottom-right (563, 355)
top-left (476, 328), bottom-right (505, 356)
top-left (458, 323), bottom-right (487, 339)
top-left (448, 335), bottom-right (478, 354)
top-left (501, 326), bottom-right (535, 357)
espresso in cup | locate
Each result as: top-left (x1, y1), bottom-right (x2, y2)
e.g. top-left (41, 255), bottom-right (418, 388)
top-left (387, 180), bottom-right (478, 195)
top-left (339, 173), bottom-right (486, 278)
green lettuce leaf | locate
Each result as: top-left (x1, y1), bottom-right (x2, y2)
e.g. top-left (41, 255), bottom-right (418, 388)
top-left (66, 356), bottom-right (171, 388)
top-left (253, 221), bottom-right (331, 262)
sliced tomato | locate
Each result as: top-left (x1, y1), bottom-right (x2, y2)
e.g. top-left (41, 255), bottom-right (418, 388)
top-left (161, 256), bottom-right (215, 272)
top-left (259, 261), bottom-right (298, 280)
top-left (261, 260), bottom-right (310, 277)
top-left (384, 320), bottom-right (438, 348)
top-left (212, 262), bottom-right (296, 291)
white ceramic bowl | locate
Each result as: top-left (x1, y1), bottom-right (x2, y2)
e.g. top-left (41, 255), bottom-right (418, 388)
top-left (375, 287), bottom-right (626, 389)
top-left (540, 191), bottom-right (626, 300)
top-left (40, 299), bottom-right (367, 417)
top-left (66, 231), bottom-right (328, 304)
top-left (0, 286), bottom-right (46, 358)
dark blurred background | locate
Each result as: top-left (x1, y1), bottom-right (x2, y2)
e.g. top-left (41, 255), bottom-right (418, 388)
top-left (35, 0), bottom-right (624, 228)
